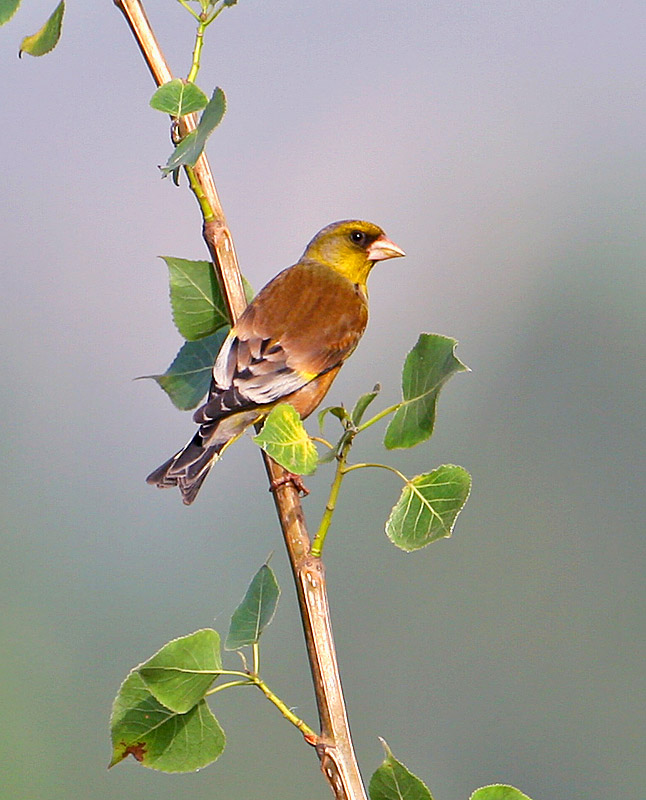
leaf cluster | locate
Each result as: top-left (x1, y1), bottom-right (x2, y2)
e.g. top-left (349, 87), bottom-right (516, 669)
top-left (110, 564), bottom-right (534, 800)
top-left (256, 334), bottom-right (471, 554)
top-left (110, 564), bottom-right (279, 772)
top-left (139, 258), bottom-right (252, 410)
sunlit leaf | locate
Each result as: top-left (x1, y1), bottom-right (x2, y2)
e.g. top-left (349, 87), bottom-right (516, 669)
top-left (19, 0), bottom-right (64, 57)
top-left (0, 0), bottom-right (21, 26)
top-left (384, 334), bottom-right (468, 450)
top-left (109, 671), bottom-right (225, 773)
top-left (150, 79), bottom-right (209, 117)
top-left (470, 787), bottom-right (534, 800)
top-left (138, 329), bottom-right (227, 410)
top-left (138, 629), bottom-right (222, 714)
top-left (369, 739), bottom-right (434, 800)
top-left (225, 564), bottom-right (280, 650)
top-left (162, 257), bottom-right (229, 340)
top-left (253, 404), bottom-right (318, 475)
top-left (385, 465), bottom-right (471, 551)
top-left (161, 87), bottom-right (226, 176)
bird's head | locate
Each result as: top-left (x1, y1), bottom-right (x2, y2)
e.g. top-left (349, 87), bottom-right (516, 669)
top-left (302, 220), bottom-right (405, 287)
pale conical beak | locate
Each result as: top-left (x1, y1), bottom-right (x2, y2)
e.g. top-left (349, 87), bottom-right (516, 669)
top-left (367, 235), bottom-right (406, 261)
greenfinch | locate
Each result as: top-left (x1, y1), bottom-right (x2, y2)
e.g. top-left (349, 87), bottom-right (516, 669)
top-left (147, 220), bottom-right (405, 504)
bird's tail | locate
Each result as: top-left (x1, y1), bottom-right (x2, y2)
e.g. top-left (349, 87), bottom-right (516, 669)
top-left (147, 409), bottom-right (262, 504)
top-left (146, 431), bottom-right (225, 505)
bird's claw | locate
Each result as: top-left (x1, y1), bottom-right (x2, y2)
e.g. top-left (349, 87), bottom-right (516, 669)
top-left (269, 472), bottom-right (310, 496)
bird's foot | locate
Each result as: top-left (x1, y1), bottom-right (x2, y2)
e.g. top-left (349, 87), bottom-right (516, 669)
top-left (269, 471), bottom-right (310, 496)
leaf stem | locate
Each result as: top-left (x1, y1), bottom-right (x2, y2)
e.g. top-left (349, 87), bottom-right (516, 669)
top-left (252, 641), bottom-right (260, 675)
top-left (212, 668), bottom-right (250, 677)
top-left (310, 435), bottom-right (334, 449)
top-left (205, 2), bottom-right (227, 26)
top-left (341, 462), bottom-right (408, 483)
top-left (355, 402), bottom-right (401, 433)
top-left (176, 0), bottom-right (200, 21)
top-left (116, 2), bottom-right (365, 794)
top-left (207, 679), bottom-right (253, 694)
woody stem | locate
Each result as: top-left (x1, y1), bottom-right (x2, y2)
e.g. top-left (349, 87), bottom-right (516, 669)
top-left (114, 3), bottom-right (368, 798)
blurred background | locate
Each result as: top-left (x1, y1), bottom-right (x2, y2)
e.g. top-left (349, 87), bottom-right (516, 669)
top-left (1, 1), bottom-right (644, 798)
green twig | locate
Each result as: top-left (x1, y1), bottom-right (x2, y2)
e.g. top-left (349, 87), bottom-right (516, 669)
top-left (254, 676), bottom-right (317, 740)
top-left (205, 657), bottom-right (317, 740)
top-left (311, 434), bottom-right (354, 558)
top-left (187, 19), bottom-right (206, 82)
top-left (186, 164), bottom-right (215, 221)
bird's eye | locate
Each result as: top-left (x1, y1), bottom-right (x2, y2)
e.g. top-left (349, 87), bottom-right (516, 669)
top-left (349, 230), bottom-right (366, 245)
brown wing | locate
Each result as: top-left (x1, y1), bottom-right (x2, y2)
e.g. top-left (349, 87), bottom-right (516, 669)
top-left (193, 260), bottom-right (368, 426)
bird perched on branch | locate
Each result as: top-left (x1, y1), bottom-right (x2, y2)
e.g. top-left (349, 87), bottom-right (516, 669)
top-left (147, 219), bottom-right (405, 504)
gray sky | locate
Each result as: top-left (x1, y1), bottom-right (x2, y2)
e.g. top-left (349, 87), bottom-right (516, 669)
top-left (1, 2), bottom-right (645, 799)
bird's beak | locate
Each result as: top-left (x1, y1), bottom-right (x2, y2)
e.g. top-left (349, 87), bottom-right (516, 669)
top-left (367, 235), bottom-right (406, 262)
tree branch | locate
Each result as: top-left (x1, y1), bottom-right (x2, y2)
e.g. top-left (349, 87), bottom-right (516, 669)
top-left (114, 2), bottom-right (367, 797)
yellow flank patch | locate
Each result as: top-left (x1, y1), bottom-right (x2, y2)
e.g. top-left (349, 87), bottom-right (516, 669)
top-left (298, 369), bottom-right (318, 382)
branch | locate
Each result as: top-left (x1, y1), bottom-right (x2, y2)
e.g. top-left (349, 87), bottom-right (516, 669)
top-left (114, 3), bottom-right (367, 798)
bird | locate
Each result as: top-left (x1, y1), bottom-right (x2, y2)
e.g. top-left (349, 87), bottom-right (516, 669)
top-left (146, 220), bottom-right (405, 504)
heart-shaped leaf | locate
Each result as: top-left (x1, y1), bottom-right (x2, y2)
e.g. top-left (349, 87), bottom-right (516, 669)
top-left (150, 79), bottom-right (209, 117)
top-left (253, 404), bottom-right (318, 475)
top-left (109, 671), bottom-right (225, 773)
top-left (138, 329), bottom-right (227, 410)
top-left (386, 465), bottom-right (471, 551)
top-left (138, 629), bottom-right (222, 713)
top-left (162, 257), bottom-right (230, 340)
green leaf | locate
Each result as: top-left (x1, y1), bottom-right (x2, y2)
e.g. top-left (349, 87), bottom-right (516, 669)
top-left (351, 384), bottom-right (381, 426)
top-left (318, 405), bottom-right (349, 432)
top-left (225, 564), bottom-right (280, 650)
top-left (138, 629), bottom-right (222, 713)
top-left (470, 787), bottom-right (533, 800)
top-left (369, 739), bottom-right (434, 800)
top-left (253, 404), bottom-right (318, 475)
top-left (109, 670), bottom-right (225, 773)
top-left (384, 333), bottom-right (468, 450)
top-left (386, 465), bottom-right (471, 552)
top-left (139, 328), bottom-right (227, 410)
top-left (150, 79), bottom-right (209, 117)
top-left (162, 256), bottom-right (230, 340)
top-left (0, 0), bottom-right (21, 26)
top-left (161, 87), bottom-right (226, 176)
top-left (19, 0), bottom-right (64, 56)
